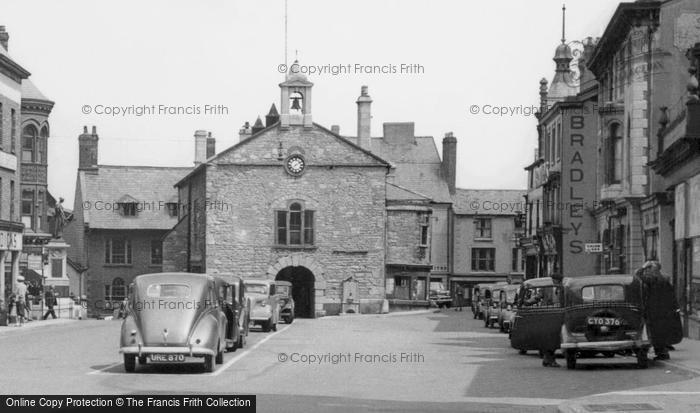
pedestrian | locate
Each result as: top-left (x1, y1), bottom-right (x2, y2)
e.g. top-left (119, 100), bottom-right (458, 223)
top-left (455, 285), bottom-right (464, 311)
top-left (43, 286), bottom-right (57, 320)
top-left (13, 276), bottom-right (28, 327)
top-left (635, 261), bottom-right (683, 361)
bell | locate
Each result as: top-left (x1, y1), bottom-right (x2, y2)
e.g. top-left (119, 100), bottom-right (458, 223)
top-left (291, 96), bottom-right (301, 110)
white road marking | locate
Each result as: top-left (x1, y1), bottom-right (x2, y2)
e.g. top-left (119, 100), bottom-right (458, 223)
top-left (87, 362), bottom-right (123, 375)
top-left (206, 326), bottom-right (289, 377)
top-left (87, 325), bottom-right (289, 376)
top-left (596, 391), bottom-right (700, 396)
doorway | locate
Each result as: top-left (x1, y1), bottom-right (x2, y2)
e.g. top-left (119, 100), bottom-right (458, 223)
top-left (275, 266), bottom-right (315, 318)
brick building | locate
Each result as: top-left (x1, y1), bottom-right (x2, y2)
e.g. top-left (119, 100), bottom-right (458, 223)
top-left (0, 26), bottom-right (27, 324)
top-left (63, 126), bottom-right (191, 314)
top-left (450, 189), bottom-right (525, 304)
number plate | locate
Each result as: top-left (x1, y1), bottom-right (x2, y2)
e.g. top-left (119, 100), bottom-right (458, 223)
top-left (587, 317), bottom-right (622, 326)
top-left (148, 354), bottom-right (186, 363)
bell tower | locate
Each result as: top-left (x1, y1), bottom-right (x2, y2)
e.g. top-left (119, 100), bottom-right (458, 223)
top-left (280, 60), bottom-right (313, 128)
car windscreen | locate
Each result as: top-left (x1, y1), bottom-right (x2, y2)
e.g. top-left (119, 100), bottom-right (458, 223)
top-left (277, 286), bottom-right (291, 296)
top-left (146, 283), bottom-right (191, 298)
top-left (581, 284), bottom-right (625, 302)
top-left (245, 284), bottom-right (268, 294)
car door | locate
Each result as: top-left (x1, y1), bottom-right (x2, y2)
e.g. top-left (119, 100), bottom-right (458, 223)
top-left (511, 285), bottom-right (564, 350)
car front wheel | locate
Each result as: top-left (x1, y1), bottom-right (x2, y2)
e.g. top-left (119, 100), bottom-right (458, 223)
top-left (215, 345), bottom-right (224, 364)
top-left (124, 354), bottom-right (136, 373)
top-left (565, 350), bottom-right (577, 370)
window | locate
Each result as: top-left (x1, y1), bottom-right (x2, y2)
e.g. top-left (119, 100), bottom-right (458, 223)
top-left (472, 248), bottom-right (495, 271)
top-left (105, 278), bottom-right (126, 301)
top-left (644, 229), bottom-right (658, 261)
top-left (146, 284), bottom-right (190, 298)
top-left (582, 285), bottom-right (625, 302)
top-left (10, 181), bottom-right (15, 220)
top-left (105, 239), bottom-right (132, 264)
top-left (36, 190), bottom-right (44, 231)
top-left (120, 203), bottom-right (137, 216)
top-left (38, 127), bottom-right (48, 164)
top-left (51, 258), bottom-right (63, 278)
top-left (0, 103), bottom-right (3, 151)
top-left (151, 240), bottom-right (163, 265)
top-left (11, 109), bottom-right (16, 154)
top-left (420, 225), bottom-right (429, 246)
top-left (21, 189), bottom-right (34, 229)
top-left (166, 202), bottom-right (178, 217)
top-left (512, 248), bottom-right (519, 272)
top-left (275, 202), bottom-right (314, 246)
top-left (607, 123), bottom-right (622, 184)
top-left (22, 125), bottom-right (37, 162)
top-left (474, 218), bottom-right (492, 239)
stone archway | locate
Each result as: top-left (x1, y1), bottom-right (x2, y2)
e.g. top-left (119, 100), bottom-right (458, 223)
top-left (267, 254), bottom-right (325, 317)
top-left (275, 266), bottom-right (315, 318)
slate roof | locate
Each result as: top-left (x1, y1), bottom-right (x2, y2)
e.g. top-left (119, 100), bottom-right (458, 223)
top-left (452, 189), bottom-right (526, 216)
top-left (370, 136), bottom-right (452, 203)
top-left (79, 165), bottom-right (191, 230)
top-left (386, 182), bottom-right (431, 202)
top-left (21, 78), bottom-right (51, 102)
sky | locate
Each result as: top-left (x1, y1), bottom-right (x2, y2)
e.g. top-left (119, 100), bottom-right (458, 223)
top-left (2, 0), bottom-right (620, 208)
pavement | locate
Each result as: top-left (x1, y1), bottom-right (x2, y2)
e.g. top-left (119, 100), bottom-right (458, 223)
top-left (0, 317), bottom-right (77, 334)
top-left (557, 339), bottom-right (700, 413)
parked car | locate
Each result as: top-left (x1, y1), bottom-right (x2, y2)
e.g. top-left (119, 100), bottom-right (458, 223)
top-left (119, 272), bottom-right (228, 373)
top-left (429, 281), bottom-right (452, 308)
top-left (509, 277), bottom-right (562, 355)
top-left (497, 284), bottom-right (521, 333)
top-left (214, 275), bottom-right (250, 350)
top-left (244, 279), bottom-right (280, 332)
top-left (560, 275), bottom-right (650, 369)
top-left (275, 280), bottom-right (295, 324)
top-left (484, 282), bottom-right (509, 328)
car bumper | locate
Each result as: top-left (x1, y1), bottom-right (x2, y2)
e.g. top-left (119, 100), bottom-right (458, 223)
top-left (119, 345), bottom-right (216, 357)
top-left (560, 339), bottom-right (650, 351)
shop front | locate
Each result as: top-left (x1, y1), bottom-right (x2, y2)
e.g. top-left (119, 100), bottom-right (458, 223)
top-left (1, 221), bottom-right (24, 326)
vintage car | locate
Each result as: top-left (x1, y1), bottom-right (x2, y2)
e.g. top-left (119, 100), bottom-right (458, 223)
top-left (560, 275), bottom-right (650, 369)
top-left (119, 272), bottom-right (228, 373)
top-left (429, 281), bottom-right (452, 308)
top-left (214, 275), bottom-right (250, 350)
top-left (484, 282), bottom-right (509, 328)
top-left (509, 277), bottom-right (562, 355)
top-left (497, 284), bottom-right (521, 333)
top-left (275, 280), bottom-right (295, 324)
top-left (243, 279), bottom-right (280, 332)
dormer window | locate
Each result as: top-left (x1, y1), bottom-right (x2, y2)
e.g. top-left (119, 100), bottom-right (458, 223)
top-left (117, 194), bottom-right (139, 217)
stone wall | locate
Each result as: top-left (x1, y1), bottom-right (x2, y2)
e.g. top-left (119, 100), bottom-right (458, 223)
top-left (386, 207), bottom-right (431, 266)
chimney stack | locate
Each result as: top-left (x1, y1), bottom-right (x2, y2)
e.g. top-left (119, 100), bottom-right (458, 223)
top-left (78, 125), bottom-right (99, 171)
top-left (194, 130), bottom-right (207, 165)
top-left (356, 85), bottom-right (372, 148)
top-left (206, 132), bottom-right (216, 159)
top-left (266, 104), bottom-right (280, 127)
top-left (0, 26), bottom-right (8, 51)
top-left (442, 132), bottom-right (457, 195)
top-left (331, 125), bottom-right (340, 135)
top-left (239, 122), bottom-right (252, 142)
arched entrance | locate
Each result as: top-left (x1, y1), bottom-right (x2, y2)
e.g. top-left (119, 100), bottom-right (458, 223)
top-left (275, 266), bottom-right (315, 318)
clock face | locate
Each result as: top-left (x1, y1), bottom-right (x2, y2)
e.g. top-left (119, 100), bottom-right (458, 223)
top-left (285, 155), bottom-right (305, 176)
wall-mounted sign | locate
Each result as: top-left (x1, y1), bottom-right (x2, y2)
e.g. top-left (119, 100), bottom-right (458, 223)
top-left (585, 243), bottom-right (603, 253)
top-left (0, 230), bottom-right (23, 251)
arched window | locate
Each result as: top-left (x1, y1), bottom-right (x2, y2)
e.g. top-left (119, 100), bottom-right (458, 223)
top-left (106, 277), bottom-right (126, 302)
top-left (275, 202), bottom-right (314, 246)
top-left (38, 126), bottom-right (49, 164)
top-left (607, 123), bottom-right (623, 184)
top-left (22, 125), bottom-right (38, 162)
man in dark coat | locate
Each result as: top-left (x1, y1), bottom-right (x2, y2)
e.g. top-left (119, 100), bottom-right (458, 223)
top-left (637, 261), bottom-right (683, 361)
top-left (43, 286), bottom-right (57, 320)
